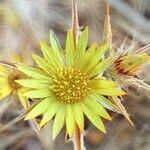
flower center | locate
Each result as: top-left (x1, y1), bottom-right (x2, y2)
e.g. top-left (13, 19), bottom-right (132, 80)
top-left (8, 70), bottom-right (25, 90)
top-left (52, 67), bottom-right (90, 103)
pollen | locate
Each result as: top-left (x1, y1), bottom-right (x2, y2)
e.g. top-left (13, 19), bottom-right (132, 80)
top-left (52, 67), bottom-right (90, 103)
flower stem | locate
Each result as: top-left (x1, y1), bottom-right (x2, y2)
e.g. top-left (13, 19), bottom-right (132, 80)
top-left (73, 125), bottom-right (85, 150)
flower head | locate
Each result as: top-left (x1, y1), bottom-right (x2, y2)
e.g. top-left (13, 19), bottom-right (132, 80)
top-left (107, 44), bottom-right (150, 90)
top-left (0, 65), bottom-right (28, 108)
top-left (113, 51), bottom-right (150, 77)
top-left (16, 28), bottom-right (125, 139)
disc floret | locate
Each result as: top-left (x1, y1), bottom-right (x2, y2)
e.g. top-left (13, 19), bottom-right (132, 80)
top-left (52, 67), bottom-right (90, 103)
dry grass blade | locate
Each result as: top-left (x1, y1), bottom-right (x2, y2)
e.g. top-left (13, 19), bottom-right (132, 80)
top-left (0, 102), bottom-right (38, 133)
top-left (73, 125), bottom-right (85, 150)
top-left (0, 97), bottom-right (13, 115)
top-left (126, 78), bottom-right (150, 92)
top-left (28, 119), bottom-right (40, 133)
top-left (0, 113), bottom-right (25, 133)
top-left (27, 102), bottom-right (40, 133)
top-left (0, 61), bottom-right (17, 70)
top-left (136, 44), bottom-right (150, 53)
top-left (112, 96), bottom-right (134, 126)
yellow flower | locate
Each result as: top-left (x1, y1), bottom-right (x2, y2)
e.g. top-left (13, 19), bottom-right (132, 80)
top-left (16, 27), bottom-right (125, 139)
top-left (0, 65), bottom-right (28, 108)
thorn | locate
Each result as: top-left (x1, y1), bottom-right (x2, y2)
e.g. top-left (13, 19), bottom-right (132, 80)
top-left (71, 0), bottom-right (79, 45)
top-left (103, 2), bottom-right (112, 49)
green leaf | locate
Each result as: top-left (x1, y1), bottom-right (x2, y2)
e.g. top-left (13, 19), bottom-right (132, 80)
top-left (82, 103), bottom-right (106, 133)
top-left (25, 98), bottom-right (52, 120)
top-left (52, 104), bottom-right (65, 140)
top-left (66, 30), bottom-right (74, 66)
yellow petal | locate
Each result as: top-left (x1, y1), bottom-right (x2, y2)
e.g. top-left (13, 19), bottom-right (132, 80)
top-left (50, 30), bottom-right (64, 65)
top-left (50, 55), bottom-right (64, 72)
top-left (0, 65), bottom-right (9, 76)
top-left (50, 30), bottom-right (61, 51)
top-left (81, 103), bottom-right (106, 133)
top-left (66, 104), bottom-right (75, 137)
top-left (89, 55), bottom-right (115, 78)
top-left (66, 30), bottom-right (74, 66)
top-left (52, 104), bottom-right (65, 140)
top-left (83, 42), bottom-right (109, 73)
top-left (96, 42), bottom-right (109, 58)
top-left (89, 79), bottom-right (117, 90)
top-left (84, 96), bottom-right (111, 120)
top-left (78, 42), bottom-right (97, 70)
top-left (73, 103), bottom-right (84, 132)
top-left (40, 41), bottom-right (63, 73)
top-left (95, 94), bottom-right (120, 113)
top-left (25, 97), bottom-right (52, 120)
top-left (40, 100), bottom-right (61, 127)
top-left (75, 27), bottom-right (88, 61)
top-left (93, 88), bottom-right (126, 96)
top-left (32, 54), bottom-right (53, 75)
top-left (0, 86), bottom-right (12, 100)
top-left (40, 41), bottom-right (53, 61)
top-left (16, 64), bottom-right (50, 80)
top-left (16, 79), bottom-right (50, 89)
top-left (24, 89), bottom-right (51, 98)
top-left (0, 77), bottom-right (8, 88)
top-left (17, 89), bottom-right (28, 108)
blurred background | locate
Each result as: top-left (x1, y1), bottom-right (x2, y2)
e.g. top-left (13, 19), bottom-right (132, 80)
top-left (0, 0), bottom-right (150, 150)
